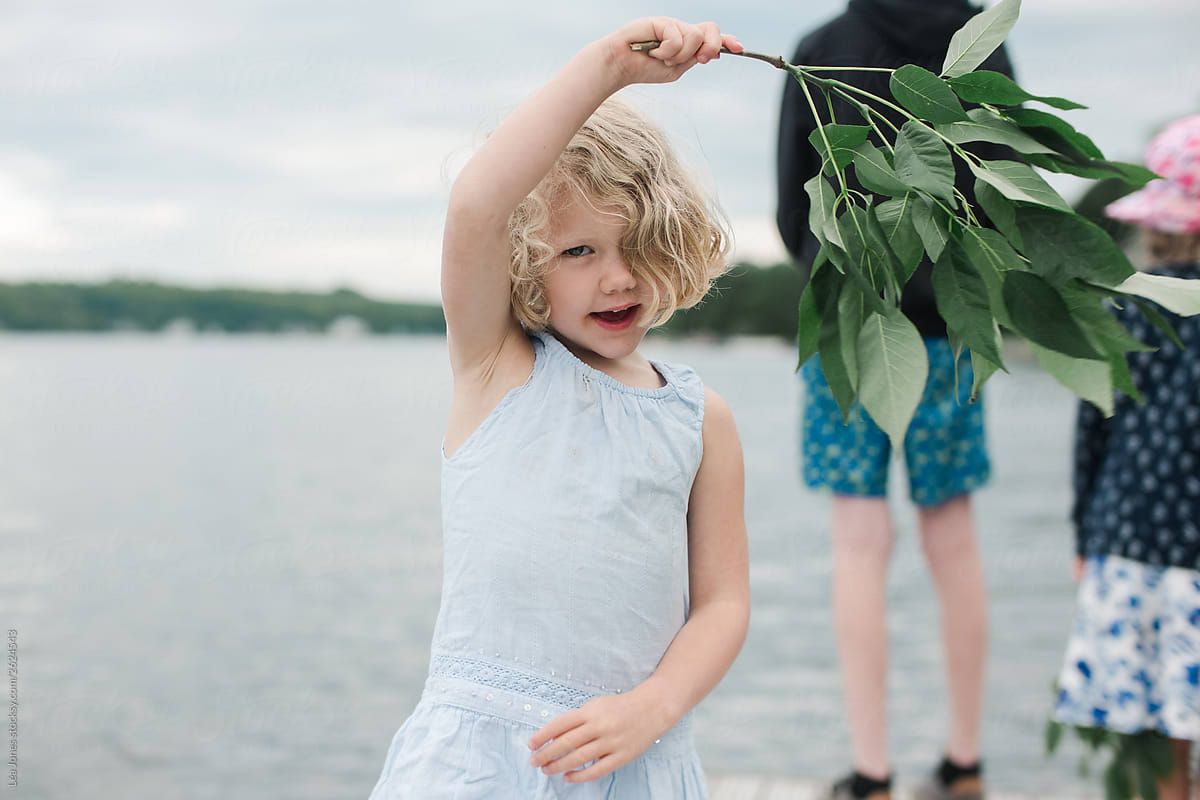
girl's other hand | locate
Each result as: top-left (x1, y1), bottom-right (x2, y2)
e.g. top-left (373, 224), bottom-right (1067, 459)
top-left (527, 689), bottom-right (672, 783)
top-left (601, 18), bottom-right (742, 89)
top-left (1072, 555), bottom-right (1085, 582)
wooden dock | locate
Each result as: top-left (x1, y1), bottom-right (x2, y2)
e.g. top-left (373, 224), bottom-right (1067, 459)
top-left (707, 774), bottom-right (1086, 799)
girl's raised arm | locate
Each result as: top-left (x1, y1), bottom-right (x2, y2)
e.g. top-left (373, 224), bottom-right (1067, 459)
top-left (440, 18), bottom-right (739, 378)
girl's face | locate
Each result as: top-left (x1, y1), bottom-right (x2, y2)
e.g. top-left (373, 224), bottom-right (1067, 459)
top-left (542, 194), bottom-right (651, 363)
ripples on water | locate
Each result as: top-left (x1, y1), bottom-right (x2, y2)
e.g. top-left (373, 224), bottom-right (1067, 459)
top-left (0, 332), bottom-right (1090, 798)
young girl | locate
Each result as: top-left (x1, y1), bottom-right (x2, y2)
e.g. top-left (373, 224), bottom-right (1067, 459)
top-left (368, 18), bottom-right (750, 799)
top-left (1053, 114), bottom-right (1200, 799)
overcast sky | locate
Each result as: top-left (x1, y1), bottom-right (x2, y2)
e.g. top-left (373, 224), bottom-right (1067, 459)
top-left (3, 0), bottom-right (1198, 303)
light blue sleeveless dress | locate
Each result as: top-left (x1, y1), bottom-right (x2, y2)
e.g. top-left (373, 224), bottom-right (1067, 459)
top-left (368, 329), bottom-right (709, 799)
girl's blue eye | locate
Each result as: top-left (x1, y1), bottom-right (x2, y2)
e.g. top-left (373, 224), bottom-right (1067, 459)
top-left (562, 245), bottom-right (593, 257)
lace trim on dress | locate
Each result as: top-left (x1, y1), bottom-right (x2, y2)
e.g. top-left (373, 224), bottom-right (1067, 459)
top-left (429, 655), bottom-right (597, 707)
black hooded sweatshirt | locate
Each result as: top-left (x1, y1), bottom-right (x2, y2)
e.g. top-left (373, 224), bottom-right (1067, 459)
top-left (776, 0), bottom-right (1016, 337)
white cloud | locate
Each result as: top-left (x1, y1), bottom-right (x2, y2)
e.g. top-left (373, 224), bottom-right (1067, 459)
top-left (0, 148), bottom-right (193, 258)
top-left (112, 107), bottom-right (470, 199)
top-left (729, 216), bottom-right (788, 266)
top-left (0, 8), bottom-right (231, 95)
top-left (3, 0), bottom-right (1198, 305)
top-left (158, 224), bottom-right (445, 304)
top-left (0, 175), bottom-right (60, 250)
top-left (1022, 0), bottom-right (1191, 11)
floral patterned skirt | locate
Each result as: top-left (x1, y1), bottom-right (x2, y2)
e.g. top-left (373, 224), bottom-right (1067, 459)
top-left (1054, 554), bottom-right (1200, 739)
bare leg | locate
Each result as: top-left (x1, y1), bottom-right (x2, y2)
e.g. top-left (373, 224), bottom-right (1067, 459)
top-left (1160, 737), bottom-right (1190, 800)
top-left (831, 494), bottom-right (894, 779)
top-left (917, 494), bottom-right (987, 766)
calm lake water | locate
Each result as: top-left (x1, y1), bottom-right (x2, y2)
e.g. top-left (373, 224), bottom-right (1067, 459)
top-left (0, 332), bottom-right (1097, 798)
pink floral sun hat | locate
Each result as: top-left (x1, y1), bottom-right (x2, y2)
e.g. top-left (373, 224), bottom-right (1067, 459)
top-left (1106, 114), bottom-right (1200, 234)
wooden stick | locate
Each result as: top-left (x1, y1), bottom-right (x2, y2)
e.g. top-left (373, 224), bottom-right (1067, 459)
top-left (629, 40), bottom-right (788, 70)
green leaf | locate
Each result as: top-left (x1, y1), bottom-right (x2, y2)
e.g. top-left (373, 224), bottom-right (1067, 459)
top-left (1100, 162), bottom-right (1160, 187)
top-left (853, 143), bottom-right (912, 197)
top-left (1134, 753), bottom-right (1159, 800)
top-left (1077, 724), bottom-right (1107, 749)
top-left (1060, 284), bottom-right (1153, 403)
top-left (810, 124), bottom-right (873, 172)
top-left (1102, 758), bottom-right (1132, 800)
top-left (823, 217), bottom-right (846, 252)
top-left (959, 226), bottom-right (1021, 326)
top-left (948, 329), bottom-right (965, 362)
top-left (932, 241), bottom-right (1007, 368)
top-left (1045, 719), bottom-right (1064, 755)
top-left (1143, 733), bottom-right (1176, 778)
top-left (796, 276), bottom-right (821, 370)
top-left (970, 340), bottom-right (1002, 401)
top-left (961, 225), bottom-right (1024, 276)
top-left (894, 121), bottom-right (956, 204)
top-left (1024, 153), bottom-right (1161, 187)
top-left (935, 108), bottom-right (1058, 155)
top-left (1127, 296), bottom-right (1185, 349)
top-left (855, 307), bottom-right (929, 450)
top-left (811, 242), bottom-right (832, 275)
top-left (814, 269), bottom-right (861, 421)
top-left (1015, 206), bottom-right (1136, 287)
top-left (1003, 270), bottom-right (1104, 360)
top-left (1004, 107), bottom-right (1104, 159)
top-left (1029, 342), bottom-right (1114, 416)
top-left (890, 64), bottom-right (969, 123)
top-left (1061, 283), bottom-right (1155, 355)
top-left (1111, 271), bottom-right (1200, 315)
top-left (910, 198), bottom-right (951, 262)
top-left (835, 207), bottom-right (894, 314)
top-left (825, 237), bottom-right (850, 273)
top-left (948, 70), bottom-right (1086, 110)
top-left (1098, 346), bottom-right (1139, 401)
top-left (805, 174), bottom-right (842, 249)
top-left (941, 0), bottom-right (1021, 78)
top-left (831, 282), bottom-right (867, 421)
top-left (968, 159), bottom-right (1072, 212)
top-left (972, 179), bottom-right (1022, 248)
top-left (863, 203), bottom-right (907, 303)
top-left (1108, 350), bottom-right (1142, 403)
top-left (875, 195), bottom-right (925, 280)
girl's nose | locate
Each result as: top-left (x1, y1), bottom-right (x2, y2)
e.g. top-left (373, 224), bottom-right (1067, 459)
top-left (600, 256), bottom-right (637, 293)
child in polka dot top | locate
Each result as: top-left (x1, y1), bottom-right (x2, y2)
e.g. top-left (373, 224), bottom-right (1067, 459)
top-left (1053, 114), bottom-right (1200, 799)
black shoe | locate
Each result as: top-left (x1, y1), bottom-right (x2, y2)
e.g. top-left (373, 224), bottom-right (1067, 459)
top-left (823, 771), bottom-right (893, 800)
top-left (912, 757), bottom-right (985, 800)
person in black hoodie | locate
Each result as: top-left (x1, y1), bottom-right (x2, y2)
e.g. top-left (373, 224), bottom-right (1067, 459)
top-left (776, 2), bottom-right (1015, 799)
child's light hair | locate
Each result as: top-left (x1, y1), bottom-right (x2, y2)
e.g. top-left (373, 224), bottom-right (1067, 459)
top-left (507, 97), bottom-right (731, 330)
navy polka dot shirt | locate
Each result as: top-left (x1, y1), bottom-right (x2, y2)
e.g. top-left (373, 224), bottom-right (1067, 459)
top-left (1073, 262), bottom-right (1200, 567)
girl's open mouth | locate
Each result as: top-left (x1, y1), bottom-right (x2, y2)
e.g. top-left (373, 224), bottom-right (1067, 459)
top-left (590, 305), bottom-right (639, 331)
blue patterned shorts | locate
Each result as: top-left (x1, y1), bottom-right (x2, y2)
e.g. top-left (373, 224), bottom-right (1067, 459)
top-left (799, 337), bottom-right (990, 507)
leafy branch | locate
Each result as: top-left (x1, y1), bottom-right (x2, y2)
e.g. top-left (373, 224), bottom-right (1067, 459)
top-left (710, 0), bottom-right (1198, 448)
top-left (1046, 715), bottom-right (1175, 800)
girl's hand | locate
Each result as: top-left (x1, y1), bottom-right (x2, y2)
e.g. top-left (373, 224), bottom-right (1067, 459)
top-left (1072, 555), bottom-right (1085, 582)
top-left (600, 18), bottom-right (742, 89)
top-left (527, 690), bottom-right (673, 783)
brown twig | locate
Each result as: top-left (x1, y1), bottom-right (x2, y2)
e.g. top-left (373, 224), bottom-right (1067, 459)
top-left (629, 40), bottom-right (788, 70)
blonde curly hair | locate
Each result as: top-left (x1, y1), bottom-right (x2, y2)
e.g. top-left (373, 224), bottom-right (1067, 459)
top-left (507, 97), bottom-right (731, 330)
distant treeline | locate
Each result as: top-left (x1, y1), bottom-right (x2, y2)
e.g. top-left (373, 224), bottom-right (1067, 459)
top-left (0, 180), bottom-right (1128, 341)
top-left (659, 263), bottom-right (803, 340)
top-left (0, 280), bottom-right (447, 335)
top-left (0, 263), bottom-right (806, 340)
